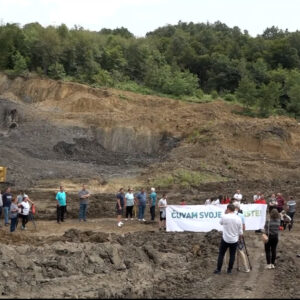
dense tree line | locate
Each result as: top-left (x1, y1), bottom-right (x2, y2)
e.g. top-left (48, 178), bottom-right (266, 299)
top-left (1, 21), bottom-right (300, 117)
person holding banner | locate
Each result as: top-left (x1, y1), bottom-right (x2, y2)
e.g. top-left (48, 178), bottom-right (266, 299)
top-left (158, 194), bottom-right (167, 231)
top-left (214, 204), bottom-right (243, 275)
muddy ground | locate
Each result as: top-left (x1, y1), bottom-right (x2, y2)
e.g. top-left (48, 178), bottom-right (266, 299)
top-left (0, 217), bottom-right (299, 299)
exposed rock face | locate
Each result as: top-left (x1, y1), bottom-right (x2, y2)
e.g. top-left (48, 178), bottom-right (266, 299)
top-left (1, 72), bottom-right (300, 189)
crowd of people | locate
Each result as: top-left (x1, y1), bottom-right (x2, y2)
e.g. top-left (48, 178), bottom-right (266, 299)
top-left (0, 185), bottom-right (169, 231)
top-left (115, 187), bottom-right (168, 230)
top-left (213, 189), bottom-right (297, 274)
top-left (1, 185), bottom-right (297, 273)
top-left (205, 190), bottom-right (296, 231)
top-left (0, 187), bottom-right (35, 232)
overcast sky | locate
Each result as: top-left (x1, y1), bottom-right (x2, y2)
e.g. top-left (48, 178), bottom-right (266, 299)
top-left (0, 0), bottom-right (299, 37)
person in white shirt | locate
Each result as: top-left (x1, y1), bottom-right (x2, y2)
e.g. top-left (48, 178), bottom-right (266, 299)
top-left (233, 190), bottom-right (243, 203)
top-left (253, 191), bottom-right (261, 202)
top-left (214, 204), bottom-right (243, 274)
top-left (18, 194), bottom-right (34, 230)
top-left (205, 198), bottom-right (211, 205)
top-left (211, 198), bottom-right (220, 205)
top-left (158, 194), bottom-right (167, 231)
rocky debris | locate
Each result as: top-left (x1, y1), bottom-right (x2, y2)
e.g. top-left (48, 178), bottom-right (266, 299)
top-left (0, 229), bottom-right (223, 298)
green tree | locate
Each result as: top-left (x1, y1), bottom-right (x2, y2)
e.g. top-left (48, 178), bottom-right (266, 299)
top-left (235, 77), bottom-right (257, 108)
top-left (48, 62), bottom-right (66, 80)
top-left (257, 81), bottom-right (281, 116)
top-left (92, 69), bottom-right (114, 86)
top-left (12, 51), bottom-right (27, 74)
top-left (286, 70), bottom-right (300, 115)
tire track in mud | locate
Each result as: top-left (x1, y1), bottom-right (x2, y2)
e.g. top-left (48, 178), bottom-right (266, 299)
top-left (202, 222), bottom-right (300, 299)
top-left (184, 234), bottom-right (275, 299)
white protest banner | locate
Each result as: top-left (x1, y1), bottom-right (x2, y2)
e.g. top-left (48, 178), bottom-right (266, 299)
top-left (166, 204), bottom-right (267, 232)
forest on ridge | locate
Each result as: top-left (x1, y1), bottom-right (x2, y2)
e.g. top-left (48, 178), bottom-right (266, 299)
top-left (1, 21), bottom-right (300, 117)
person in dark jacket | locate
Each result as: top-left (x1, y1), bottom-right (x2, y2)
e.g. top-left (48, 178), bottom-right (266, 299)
top-left (2, 187), bottom-right (13, 226)
top-left (276, 193), bottom-right (285, 213)
top-left (264, 208), bottom-right (281, 269)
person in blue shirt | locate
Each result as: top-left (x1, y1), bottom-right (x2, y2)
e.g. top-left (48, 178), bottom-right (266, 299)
top-left (136, 188), bottom-right (147, 221)
top-left (56, 186), bottom-right (67, 224)
top-left (149, 187), bottom-right (157, 221)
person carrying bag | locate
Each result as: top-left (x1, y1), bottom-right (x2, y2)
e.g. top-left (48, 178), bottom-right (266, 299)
top-left (263, 209), bottom-right (281, 270)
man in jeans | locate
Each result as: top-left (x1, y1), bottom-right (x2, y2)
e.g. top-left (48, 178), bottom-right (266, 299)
top-left (56, 185), bottom-right (67, 223)
top-left (214, 203), bottom-right (243, 274)
top-left (78, 185), bottom-right (90, 222)
top-left (2, 187), bottom-right (13, 226)
top-left (136, 188), bottom-right (147, 222)
top-left (149, 187), bottom-right (157, 221)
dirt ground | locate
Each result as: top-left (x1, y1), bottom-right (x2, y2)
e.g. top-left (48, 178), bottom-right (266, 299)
top-left (0, 216), bottom-right (299, 299)
top-left (1, 73), bottom-right (300, 298)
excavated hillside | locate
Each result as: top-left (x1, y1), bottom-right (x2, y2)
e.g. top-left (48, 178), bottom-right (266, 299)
top-left (1, 74), bottom-right (300, 299)
top-left (1, 73), bottom-right (300, 192)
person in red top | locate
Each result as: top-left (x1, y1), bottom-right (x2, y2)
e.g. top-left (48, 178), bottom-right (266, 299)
top-left (255, 194), bottom-right (267, 204)
top-left (221, 195), bottom-right (231, 204)
top-left (180, 199), bottom-right (187, 205)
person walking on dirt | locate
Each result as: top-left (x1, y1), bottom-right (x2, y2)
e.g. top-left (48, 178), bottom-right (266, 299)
top-left (263, 208), bottom-right (281, 269)
top-left (18, 194), bottom-right (34, 230)
top-left (149, 187), bottom-right (157, 221)
top-left (2, 187), bottom-right (13, 226)
top-left (56, 186), bottom-right (67, 224)
top-left (268, 193), bottom-right (278, 213)
top-left (286, 196), bottom-right (296, 231)
top-left (276, 193), bottom-right (285, 213)
top-left (78, 185), bottom-right (90, 222)
top-left (158, 193), bottom-right (167, 230)
top-left (214, 203), bottom-right (243, 274)
top-left (116, 188), bottom-right (125, 227)
top-left (125, 188), bottom-right (135, 221)
top-left (136, 188), bottom-right (147, 222)
top-left (9, 197), bottom-right (19, 233)
top-left (280, 210), bottom-right (291, 230)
